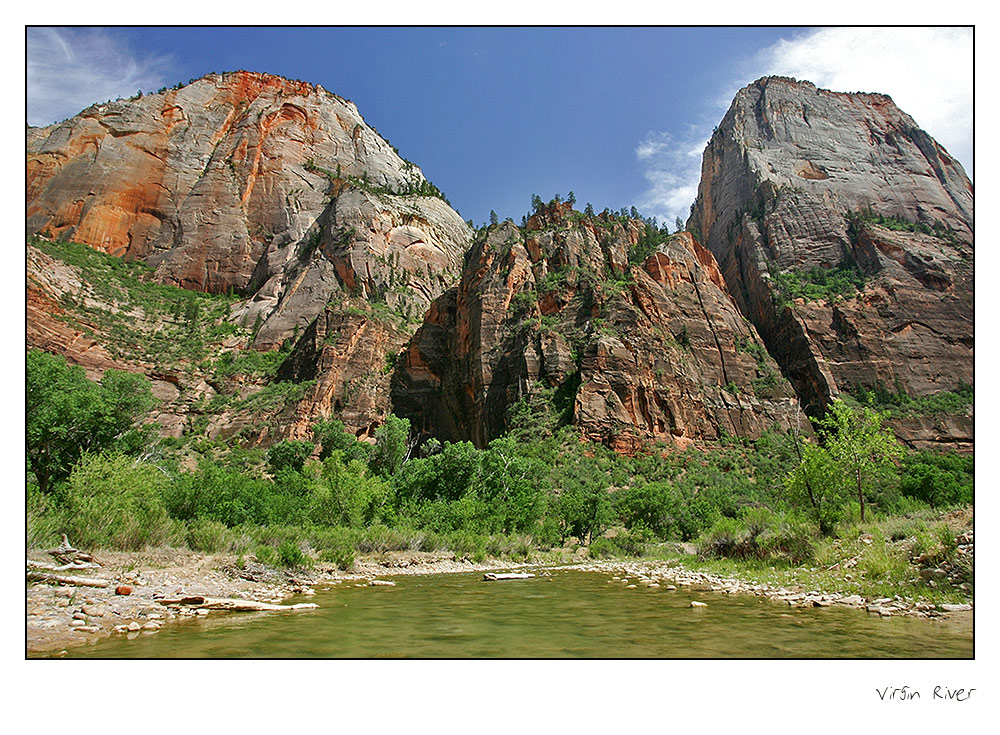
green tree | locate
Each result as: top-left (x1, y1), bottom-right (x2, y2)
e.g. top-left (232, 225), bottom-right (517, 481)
top-left (26, 350), bottom-right (157, 494)
top-left (784, 439), bottom-right (845, 534)
top-left (369, 414), bottom-right (411, 477)
top-left (817, 398), bottom-right (902, 523)
top-left (551, 453), bottom-right (613, 544)
top-left (476, 436), bottom-right (544, 534)
top-left (489, 210), bottom-right (499, 226)
top-left (312, 418), bottom-right (369, 462)
top-left (266, 439), bottom-right (314, 474)
top-left (311, 453), bottom-right (391, 527)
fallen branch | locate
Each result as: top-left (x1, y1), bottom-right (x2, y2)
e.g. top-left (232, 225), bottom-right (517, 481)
top-left (28, 559), bottom-right (100, 571)
top-left (156, 596), bottom-right (318, 612)
top-left (483, 572), bottom-right (536, 581)
top-left (27, 571), bottom-right (109, 588)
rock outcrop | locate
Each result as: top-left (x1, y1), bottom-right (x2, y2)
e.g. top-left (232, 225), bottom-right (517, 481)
top-left (392, 203), bottom-right (805, 451)
top-left (27, 71), bottom-right (472, 440)
top-left (688, 77), bottom-right (973, 449)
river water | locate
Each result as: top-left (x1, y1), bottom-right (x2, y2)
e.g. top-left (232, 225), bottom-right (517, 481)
top-left (68, 569), bottom-right (973, 658)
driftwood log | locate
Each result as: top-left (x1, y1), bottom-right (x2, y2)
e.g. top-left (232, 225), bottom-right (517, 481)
top-left (155, 596), bottom-right (318, 612)
top-left (28, 559), bottom-right (100, 571)
top-left (483, 572), bottom-right (536, 581)
top-left (27, 570), bottom-right (110, 588)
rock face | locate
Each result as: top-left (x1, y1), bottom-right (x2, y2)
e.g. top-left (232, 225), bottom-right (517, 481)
top-left (27, 70), bottom-right (470, 347)
top-left (688, 77), bottom-right (973, 448)
top-left (274, 300), bottom-right (412, 441)
top-left (392, 203), bottom-right (805, 451)
top-left (27, 71), bottom-right (472, 440)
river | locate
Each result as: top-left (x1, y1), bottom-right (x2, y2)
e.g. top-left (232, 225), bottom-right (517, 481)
top-left (67, 569), bottom-right (973, 658)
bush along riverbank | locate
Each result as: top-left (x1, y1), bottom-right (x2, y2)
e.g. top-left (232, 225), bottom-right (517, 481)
top-left (27, 349), bottom-right (973, 651)
top-left (590, 506), bottom-right (973, 618)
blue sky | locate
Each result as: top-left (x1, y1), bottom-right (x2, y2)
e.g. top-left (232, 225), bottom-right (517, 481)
top-left (27, 26), bottom-right (973, 229)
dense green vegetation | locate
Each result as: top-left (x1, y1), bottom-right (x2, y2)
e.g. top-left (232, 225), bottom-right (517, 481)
top-left (26, 349), bottom-right (158, 495)
top-left (29, 235), bottom-right (243, 372)
top-left (27, 348), bottom-right (973, 603)
top-left (846, 208), bottom-right (962, 245)
top-left (849, 380), bottom-right (973, 419)
top-left (771, 263), bottom-right (867, 308)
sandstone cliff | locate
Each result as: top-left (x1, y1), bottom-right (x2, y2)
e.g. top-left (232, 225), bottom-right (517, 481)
top-left (27, 71), bottom-right (472, 440)
top-left (688, 77), bottom-right (973, 449)
top-left (392, 203), bottom-right (805, 451)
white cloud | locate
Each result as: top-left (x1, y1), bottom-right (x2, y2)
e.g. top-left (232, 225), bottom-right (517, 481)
top-left (634, 129), bottom-right (709, 227)
top-left (753, 27), bottom-right (973, 179)
top-left (635, 27), bottom-right (974, 226)
top-left (27, 28), bottom-right (173, 126)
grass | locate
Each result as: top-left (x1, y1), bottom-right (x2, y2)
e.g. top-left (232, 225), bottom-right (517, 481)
top-left (674, 510), bottom-right (971, 604)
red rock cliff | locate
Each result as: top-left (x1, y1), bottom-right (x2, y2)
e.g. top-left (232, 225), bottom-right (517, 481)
top-left (392, 203), bottom-right (807, 451)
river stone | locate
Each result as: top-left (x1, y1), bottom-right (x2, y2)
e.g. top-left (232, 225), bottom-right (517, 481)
top-left (690, 601), bottom-right (708, 608)
top-left (939, 603), bottom-right (972, 612)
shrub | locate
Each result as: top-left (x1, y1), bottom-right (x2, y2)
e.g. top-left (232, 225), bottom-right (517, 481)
top-left (698, 509), bottom-right (814, 564)
top-left (186, 518), bottom-right (229, 553)
top-left (318, 538), bottom-right (356, 570)
top-left (165, 460), bottom-right (278, 527)
top-left (899, 450), bottom-right (973, 507)
top-left (60, 452), bottom-right (172, 550)
top-left (254, 545), bottom-right (277, 566)
top-left (588, 537), bottom-right (619, 558)
top-left (447, 530), bottom-right (487, 562)
top-left (277, 539), bottom-right (310, 568)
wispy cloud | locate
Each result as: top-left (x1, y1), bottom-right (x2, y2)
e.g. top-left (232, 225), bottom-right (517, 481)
top-left (634, 129), bottom-right (708, 227)
top-left (635, 27), bottom-right (974, 225)
top-left (27, 27), bottom-right (174, 126)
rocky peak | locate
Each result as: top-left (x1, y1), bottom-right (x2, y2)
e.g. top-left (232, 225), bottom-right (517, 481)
top-left (27, 70), bottom-right (471, 339)
top-left (392, 209), bottom-right (805, 452)
top-left (688, 76), bottom-right (973, 449)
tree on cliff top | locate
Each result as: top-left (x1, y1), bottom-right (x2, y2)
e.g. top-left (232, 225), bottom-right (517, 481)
top-left (26, 349), bottom-right (157, 494)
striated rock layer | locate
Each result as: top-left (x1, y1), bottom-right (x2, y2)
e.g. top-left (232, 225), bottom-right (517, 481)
top-left (392, 203), bottom-right (806, 451)
top-left (27, 71), bottom-right (473, 440)
top-left (688, 77), bottom-right (973, 449)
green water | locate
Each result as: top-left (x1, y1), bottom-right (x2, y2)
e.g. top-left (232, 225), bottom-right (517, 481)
top-left (68, 570), bottom-right (973, 658)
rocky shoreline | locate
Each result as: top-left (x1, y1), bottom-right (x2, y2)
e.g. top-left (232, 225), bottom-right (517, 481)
top-left (25, 548), bottom-right (533, 657)
top-left (26, 549), bottom-right (971, 657)
top-left (555, 560), bottom-right (973, 619)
